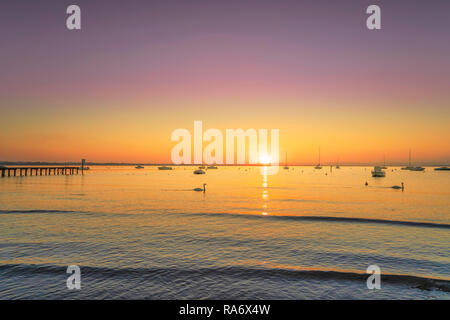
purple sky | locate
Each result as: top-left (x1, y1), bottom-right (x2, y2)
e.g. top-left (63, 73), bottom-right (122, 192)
top-left (0, 0), bottom-right (449, 163)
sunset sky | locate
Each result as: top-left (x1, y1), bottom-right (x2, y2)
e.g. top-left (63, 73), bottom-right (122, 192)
top-left (1, 0), bottom-right (449, 164)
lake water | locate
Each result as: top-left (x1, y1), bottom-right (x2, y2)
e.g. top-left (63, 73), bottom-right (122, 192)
top-left (0, 166), bottom-right (449, 299)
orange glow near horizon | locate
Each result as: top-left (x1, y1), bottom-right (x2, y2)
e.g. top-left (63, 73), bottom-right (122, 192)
top-left (1, 97), bottom-right (449, 165)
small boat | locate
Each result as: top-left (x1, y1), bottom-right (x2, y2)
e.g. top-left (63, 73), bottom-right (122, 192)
top-left (402, 166), bottom-right (425, 171)
top-left (198, 166), bottom-right (206, 169)
top-left (401, 149), bottom-right (424, 171)
top-left (158, 166), bottom-right (172, 170)
top-left (402, 149), bottom-right (413, 170)
top-left (207, 166), bottom-right (218, 169)
top-left (283, 152), bottom-right (289, 170)
top-left (371, 166), bottom-right (386, 177)
top-left (193, 169), bottom-right (205, 174)
top-left (314, 147), bottom-right (322, 169)
top-left (135, 165), bottom-right (144, 169)
top-left (435, 166), bottom-right (450, 171)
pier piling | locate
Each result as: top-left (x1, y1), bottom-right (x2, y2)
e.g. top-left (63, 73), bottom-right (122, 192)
top-left (1, 166), bottom-right (80, 178)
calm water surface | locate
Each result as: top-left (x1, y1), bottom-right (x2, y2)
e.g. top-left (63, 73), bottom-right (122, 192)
top-left (0, 166), bottom-right (449, 299)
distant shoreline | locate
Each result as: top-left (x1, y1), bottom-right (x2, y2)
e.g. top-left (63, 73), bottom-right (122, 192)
top-left (0, 162), bottom-right (448, 167)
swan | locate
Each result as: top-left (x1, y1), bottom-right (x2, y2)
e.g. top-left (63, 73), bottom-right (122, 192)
top-left (193, 183), bottom-right (206, 192)
top-left (391, 182), bottom-right (404, 190)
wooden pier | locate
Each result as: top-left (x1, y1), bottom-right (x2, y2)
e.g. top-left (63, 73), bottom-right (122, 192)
top-left (1, 167), bottom-right (80, 177)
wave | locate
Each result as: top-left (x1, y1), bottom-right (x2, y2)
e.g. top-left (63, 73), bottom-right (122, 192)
top-left (273, 215), bottom-right (450, 229)
top-left (277, 198), bottom-right (344, 204)
top-left (182, 212), bottom-right (450, 229)
top-left (1, 263), bottom-right (449, 292)
top-left (0, 209), bottom-right (80, 214)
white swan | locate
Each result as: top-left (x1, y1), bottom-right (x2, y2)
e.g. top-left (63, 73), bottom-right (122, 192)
top-left (391, 182), bottom-right (404, 190)
top-left (193, 183), bottom-right (206, 192)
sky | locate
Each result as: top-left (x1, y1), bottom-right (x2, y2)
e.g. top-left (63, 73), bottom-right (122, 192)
top-left (0, 0), bottom-right (449, 164)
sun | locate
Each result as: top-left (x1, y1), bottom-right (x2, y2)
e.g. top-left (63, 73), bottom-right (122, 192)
top-left (259, 154), bottom-right (271, 165)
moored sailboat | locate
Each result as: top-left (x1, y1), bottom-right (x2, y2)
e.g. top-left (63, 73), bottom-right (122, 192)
top-left (314, 147), bottom-right (322, 169)
top-left (283, 152), bottom-right (289, 170)
top-left (401, 149), bottom-right (424, 171)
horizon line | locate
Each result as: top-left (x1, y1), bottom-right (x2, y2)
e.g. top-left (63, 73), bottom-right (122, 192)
top-left (1, 161), bottom-right (449, 167)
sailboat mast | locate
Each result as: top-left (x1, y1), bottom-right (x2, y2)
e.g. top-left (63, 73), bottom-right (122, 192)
top-left (409, 149), bottom-right (411, 167)
top-left (319, 147), bottom-right (321, 166)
